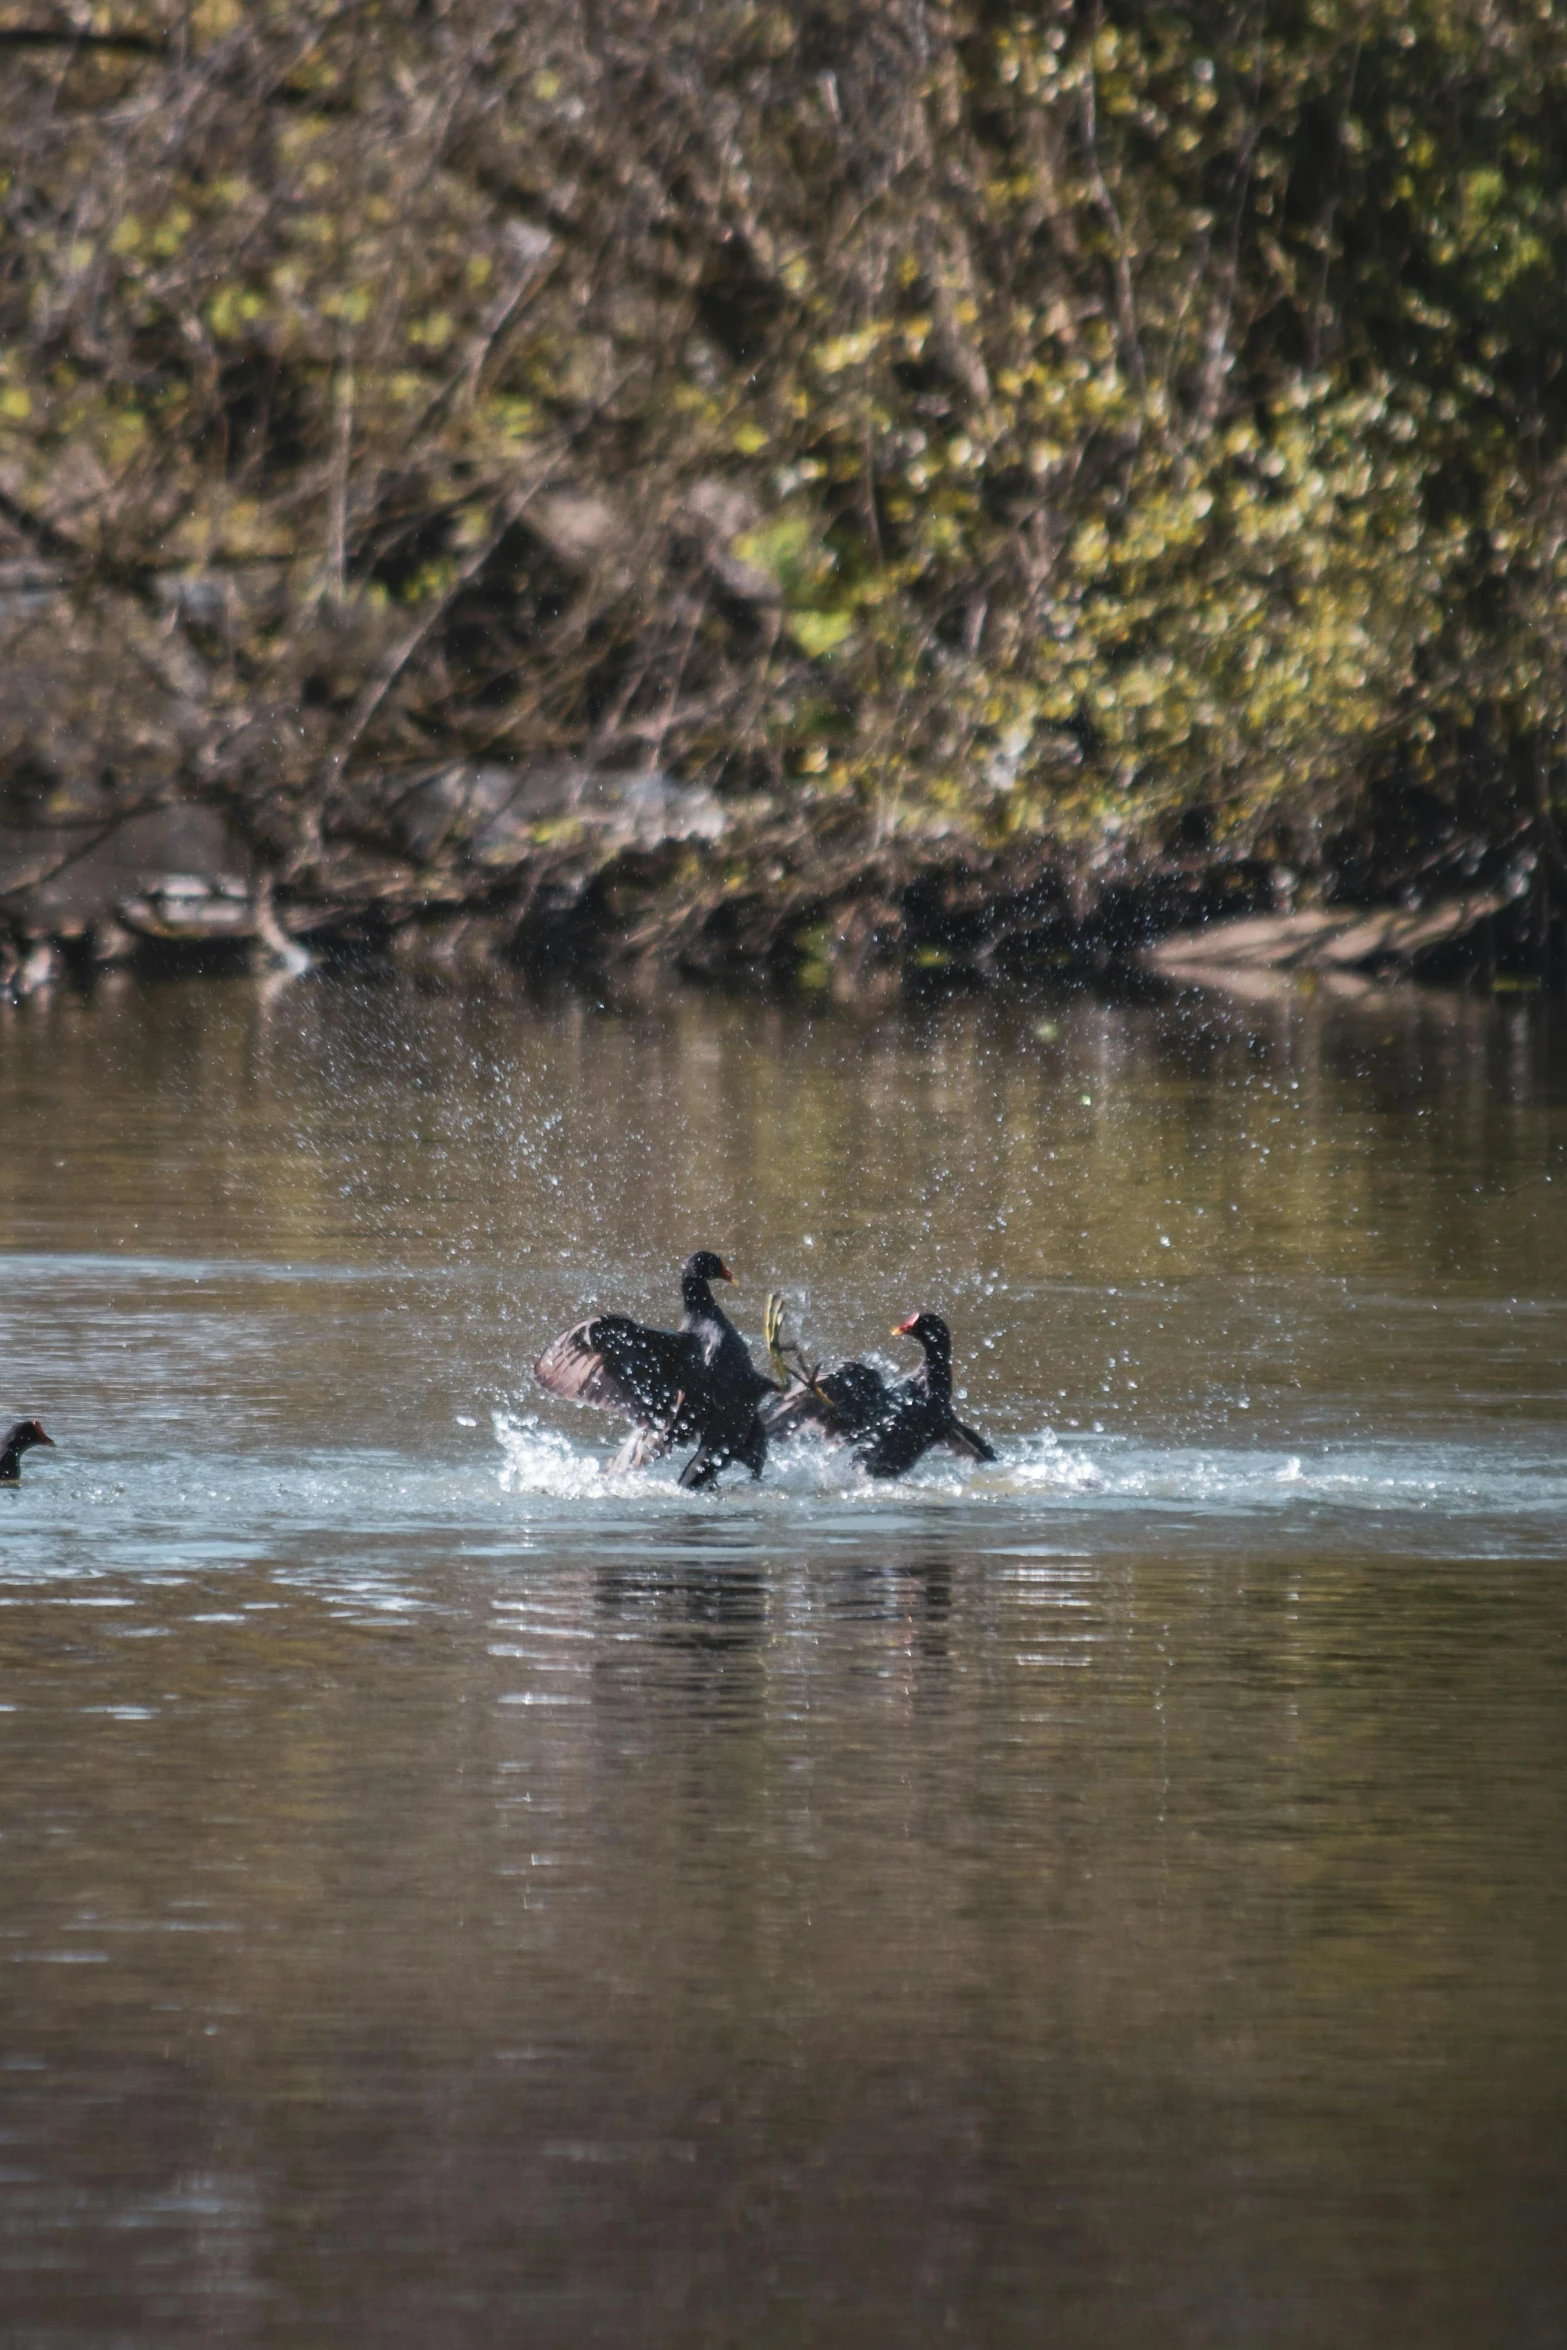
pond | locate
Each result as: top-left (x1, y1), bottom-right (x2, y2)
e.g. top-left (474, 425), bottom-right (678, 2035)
top-left (1, 969), bottom-right (1564, 2346)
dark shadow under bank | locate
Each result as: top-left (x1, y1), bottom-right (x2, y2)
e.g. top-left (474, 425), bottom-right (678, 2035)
top-left (1, 809), bottom-right (1561, 1005)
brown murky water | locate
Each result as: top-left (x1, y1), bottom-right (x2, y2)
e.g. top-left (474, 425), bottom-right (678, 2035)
top-left (1, 970), bottom-right (1564, 2346)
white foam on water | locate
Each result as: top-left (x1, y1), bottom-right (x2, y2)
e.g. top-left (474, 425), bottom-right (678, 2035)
top-left (490, 1405), bottom-right (1001, 1508)
top-left (992, 1429), bottom-right (1106, 1495)
top-left (1005, 1432), bottom-right (1567, 1524)
top-left (492, 1408), bottom-right (1567, 1534)
top-left (492, 1409), bottom-right (644, 1501)
top-left (7, 1415), bottom-right (1560, 1609)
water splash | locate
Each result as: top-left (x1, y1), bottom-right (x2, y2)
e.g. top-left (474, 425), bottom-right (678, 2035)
top-left (491, 1405), bottom-right (1000, 1506)
top-left (493, 1405), bottom-right (1567, 1532)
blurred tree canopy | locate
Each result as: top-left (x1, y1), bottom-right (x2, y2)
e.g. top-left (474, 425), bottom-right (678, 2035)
top-left (3, 0), bottom-right (1567, 900)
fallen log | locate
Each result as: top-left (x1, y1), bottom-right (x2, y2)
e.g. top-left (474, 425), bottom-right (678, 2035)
top-left (1143, 894), bottom-right (1505, 977)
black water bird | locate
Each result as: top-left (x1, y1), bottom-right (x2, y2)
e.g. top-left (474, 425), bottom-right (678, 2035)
top-left (764, 1298), bottom-right (996, 1478)
top-left (859, 1313), bottom-right (997, 1477)
top-left (533, 1252), bottom-right (778, 1489)
top-left (1, 1419), bottom-right (56, 1484)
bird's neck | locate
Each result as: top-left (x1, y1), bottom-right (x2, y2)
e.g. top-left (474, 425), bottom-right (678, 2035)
top-left (0, 1447), bottom-right (20, 1483)
top-left (921, 1345), bottom-right (952, 1406)
top-left (682, 1279), bottom-right (722, 1326)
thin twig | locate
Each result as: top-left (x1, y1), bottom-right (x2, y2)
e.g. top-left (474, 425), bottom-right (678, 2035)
top-left (1079, 22), bottom-right (1147, 402)
top-left (325, 353), bottom-right (354, 610)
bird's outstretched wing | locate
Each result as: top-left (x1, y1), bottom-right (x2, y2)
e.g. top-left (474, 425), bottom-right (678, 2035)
top-left (944, 1417), bottom-right (998, 1463)
top-left (534, 1314), bottom-right (695, 1424)
top-left (613, 1421), bottom-right (676, 1471)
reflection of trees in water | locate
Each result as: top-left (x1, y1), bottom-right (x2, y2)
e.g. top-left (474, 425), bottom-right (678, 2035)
top-left (592, 1528), bottom-right (769, 1742)
top-left (10, 971), bottom-right (1558, 1316)
top-left (587, 1535), bottom-right (968, 1721)
top-left (594, 1555), bottom-right (766, 1656)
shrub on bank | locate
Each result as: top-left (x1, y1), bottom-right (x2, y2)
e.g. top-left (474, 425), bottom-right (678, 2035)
top-left (1, 0), bottom-right (1565, 930)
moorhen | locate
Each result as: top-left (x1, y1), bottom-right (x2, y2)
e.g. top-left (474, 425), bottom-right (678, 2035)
top-left (534, 1251), bottom-right (778, 1489)
top-left (859, 1312), bottom-right (998, 1477)
top-left (764, 1298), bottom-right (996, 1478)
top-left (1, 1418), bottom-right (56, 1484)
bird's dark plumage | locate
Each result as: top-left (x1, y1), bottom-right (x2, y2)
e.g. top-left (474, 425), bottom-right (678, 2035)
top-left (1, 1418), bottom-right (55, 1484)
top-left (763, 1355), bottom-right (892, 1441)
top-left (857, 1312), bottom-right (996, 1478)
top-left (534, 1252), bottom-right (777, 1488)
top-left (804, 1357), bottom-right (893, 1433)
top-left (764, 1303), bottom-right (996, 1478)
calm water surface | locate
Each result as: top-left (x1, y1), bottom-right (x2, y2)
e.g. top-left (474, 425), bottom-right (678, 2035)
top-left (0, 971), bottom-right (1564, 2347)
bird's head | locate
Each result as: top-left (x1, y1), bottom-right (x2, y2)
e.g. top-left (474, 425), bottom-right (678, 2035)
top-left (684, 1250), bottom-right (734, 1288)
top-left (4, 1419), bottom-right (54, 1455)
top-left (892, 1311), bottom-right (950, 1358)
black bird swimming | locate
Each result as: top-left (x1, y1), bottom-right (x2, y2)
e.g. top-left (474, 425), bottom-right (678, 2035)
top-left (764, 1300), bottom-right (996, 1478)
top-left (1, 1418), bottom-right (56, 1484)
top-left (533, 1251), bottom-right (778, 1489)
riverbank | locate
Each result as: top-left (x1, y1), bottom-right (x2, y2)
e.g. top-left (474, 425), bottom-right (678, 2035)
top-left (1, 780), bottom-right (1551, 1004)
top-left (6, 7), bottom-right (1567, 1019)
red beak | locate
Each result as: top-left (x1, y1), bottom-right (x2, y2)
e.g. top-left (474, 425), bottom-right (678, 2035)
top-left (717, 1262), bottom-right (735, 1283)
top-left (894, 1314), bottom-right (919, 1336)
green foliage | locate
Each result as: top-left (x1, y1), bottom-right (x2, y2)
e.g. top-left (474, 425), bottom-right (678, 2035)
top-left (3, 0), bottom-right (1567, 877)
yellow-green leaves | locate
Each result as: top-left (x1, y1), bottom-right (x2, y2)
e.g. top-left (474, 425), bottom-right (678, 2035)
top-left (3, 0), bottom-right (1566, 866)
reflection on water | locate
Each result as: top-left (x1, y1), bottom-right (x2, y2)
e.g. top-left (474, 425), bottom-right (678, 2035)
top-left (0, 972), bottom-right (1565, 2345)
